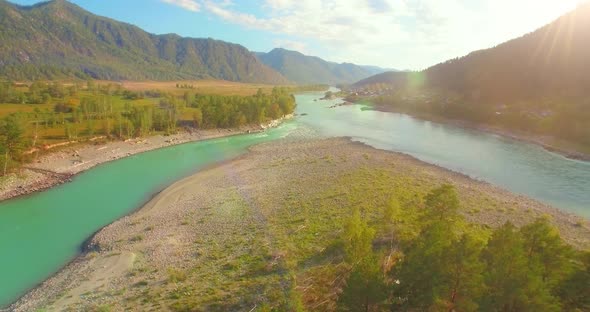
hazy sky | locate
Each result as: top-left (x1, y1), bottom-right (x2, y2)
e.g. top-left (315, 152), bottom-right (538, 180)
top-left (9, 0), bottom-right (585, 70)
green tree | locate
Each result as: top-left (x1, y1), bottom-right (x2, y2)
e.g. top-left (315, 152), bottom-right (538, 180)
top-left (102, 118), bottom-right (112, 137)
top-left (382, 197), bottom-right (401, 250)
top-left (392, 221), bottom-right (456, 310)
top-left (423, 184), bottom-right (460, 222)
top-left (338, 254), bottom-right (387, 312)
top-left (343, 208), bottom-right (375, 265)
top-left (86, 119), bottom-right (96, 137)
top-left (520, 217), bottom-right (573, 287)
top-left (0, 115), bottom-right (25, 175)
top-left (392, 183), bottom-right (484, 311)
top-left (438, 234), bottom-right (485, 311)
top-left (481, 222), bottom-right (559, 312)
top-left (65, 121), bottom-right (78, 140)
top-left (557, 251), bottom-right (590, 311)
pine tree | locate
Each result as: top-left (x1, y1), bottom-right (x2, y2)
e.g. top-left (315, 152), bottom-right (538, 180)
top-left (343, 208), bottom-right (375, 265)
top-left (392, 221), bottom-right (456, 310)
top-left (520, 217), bottom-right (574, 287)
top-left (338, 208), bottom-right (386, 311)
top-left (481, 222), bottom-right (560, 312)
top-left (438, 234), bottom-right (485, 312)
top-left (557, 251), bottom-right (590, 311)
top-left (338, 254), bottom-right (387, 312)
top-left (0, 115), bottom-right (25, 175)
top-left (424, 183), bottom-right (460, 223)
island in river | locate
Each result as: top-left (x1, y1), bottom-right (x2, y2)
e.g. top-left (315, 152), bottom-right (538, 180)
top-left (10, 137), bottom-right (590, 312)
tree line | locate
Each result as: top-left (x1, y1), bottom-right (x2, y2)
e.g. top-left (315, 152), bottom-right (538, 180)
top-left (0, 82), bottom-right (296, 175)
top-left (370, 89), bottom-right (590, 147)
top-left (189, 88), bottom-right (295, 129)
top-left (336, 184), bottom-right (589, 311)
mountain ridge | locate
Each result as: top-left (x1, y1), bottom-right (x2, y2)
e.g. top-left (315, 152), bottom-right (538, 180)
top-left (354, 2), bottom-right (590, 96)
top-left (0, 0), bottom-right (289, 83)
top-left (352, 2), bottom-right (590, 150)
top-left (257, 48), bottom-right (392, 85)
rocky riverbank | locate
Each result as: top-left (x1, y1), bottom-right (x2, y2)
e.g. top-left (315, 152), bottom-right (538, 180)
top-left (9, 137), bottom-right (589, 312)
top-left (0, 115), bottom-right (293, 202)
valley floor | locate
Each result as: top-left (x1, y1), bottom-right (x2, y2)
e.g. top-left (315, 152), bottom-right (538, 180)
top-left (10, 137), bottom-right (589, 312)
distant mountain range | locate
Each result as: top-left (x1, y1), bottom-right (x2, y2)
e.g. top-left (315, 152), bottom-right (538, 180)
top-left (256, 48), bottom-right (392, 85)
top-left (353, 71), bottom-right (407, 89)
top-left (354, 2), bottom-right (590, 101)
top-left (0, 0), bottom-right (288, 83)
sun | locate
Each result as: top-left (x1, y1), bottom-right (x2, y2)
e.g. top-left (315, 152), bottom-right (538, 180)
top-left (528, 0), bottom-right (583, 24)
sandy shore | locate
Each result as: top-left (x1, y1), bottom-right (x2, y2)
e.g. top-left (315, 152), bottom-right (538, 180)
top-left (371, 104), bottom-right (590, 162)
top-left (9, 137), bottom-right (589, 312)
top-left (0, 115), bottom-right (292, 202)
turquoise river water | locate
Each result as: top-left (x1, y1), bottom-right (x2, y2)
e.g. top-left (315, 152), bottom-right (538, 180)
top-left (1, 91), bottom-right (589, 306)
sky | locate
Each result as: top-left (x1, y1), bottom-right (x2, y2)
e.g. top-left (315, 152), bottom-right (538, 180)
top-left (8, 0), bottom-right (586, 70)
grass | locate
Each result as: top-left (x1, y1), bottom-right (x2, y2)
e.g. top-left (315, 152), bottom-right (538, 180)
top-left (119, 80), bottom-right (284, 96)
top-left (167, 268), bottom-right (187, 283)
top-left (574, 218), bottom-right (586, 228)
top-left (46, 141), bottom-right (587, 311)
top-left (130, 234), bottom-right (144, 242)
top-left (134, 280), bottom-right (149, 287)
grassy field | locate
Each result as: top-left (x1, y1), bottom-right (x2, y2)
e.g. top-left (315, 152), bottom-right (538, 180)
top-left (0, 92), bottom-right (161, 146)
top-left (117, 80), bottom-right (287, 96)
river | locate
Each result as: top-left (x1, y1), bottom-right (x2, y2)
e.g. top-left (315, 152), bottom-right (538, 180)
top-left (1, 91), bottom-right (589, 307)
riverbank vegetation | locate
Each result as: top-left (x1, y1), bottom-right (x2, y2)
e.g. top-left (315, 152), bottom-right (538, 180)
top-left (335, 183), bottom-right (588, 311)
top-left (0, 80), bottom-right (299, 175)
top-left (273, 164), bottom-right (588, 311)
top-left (362, 87), bottom-right (590, 154)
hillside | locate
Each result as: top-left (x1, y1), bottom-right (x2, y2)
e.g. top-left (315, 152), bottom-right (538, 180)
top-left (0, 0), bottom-right (289, 83)
top-left (257, 48), bottom-right (389, 85)
top-left (424, 2), bottom-right (590, 101)
top-left (356, 2), bottom-right (590, 94)
top-left (352, 71), bottom-right (407, 89)
top-left (352, 3), bottom-right (590, 150)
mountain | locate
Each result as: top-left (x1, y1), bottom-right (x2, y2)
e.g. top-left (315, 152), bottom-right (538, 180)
top-left (0, 0), bottom-right (289, 83)
top-left (352, 71), bottom-right (407, 88)
top-left (422, 2), bottom-right (590, 102)
top-left (352, 3), bottom-right (590, 150)
top-left (256, 48), bottom-right (391, 85)
top-left (355, 2), bottom-right (590, 99)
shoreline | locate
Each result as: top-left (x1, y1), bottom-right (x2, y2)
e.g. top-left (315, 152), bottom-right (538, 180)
top-left (8, 137), bottom-right (589, 311)
top-left (0, 115), bottom-right (293, 202)
top-left (2, 145), bottom-right (260, 312)
top-left (369, 103), bottom-right (590, 162)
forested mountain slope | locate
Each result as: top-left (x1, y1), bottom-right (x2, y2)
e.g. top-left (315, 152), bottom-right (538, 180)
top-left (257, 48), bottom-right (390, 85)
top-left (353, 3), bottom-right (590, 149)
top-left (0, 0), bottom-right (288, 83)
top-left (424, 2), bottom-right (590, 101)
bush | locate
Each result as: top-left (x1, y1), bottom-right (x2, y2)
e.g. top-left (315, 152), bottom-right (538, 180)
top-left (167, 268), bottom-right (187, 283)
